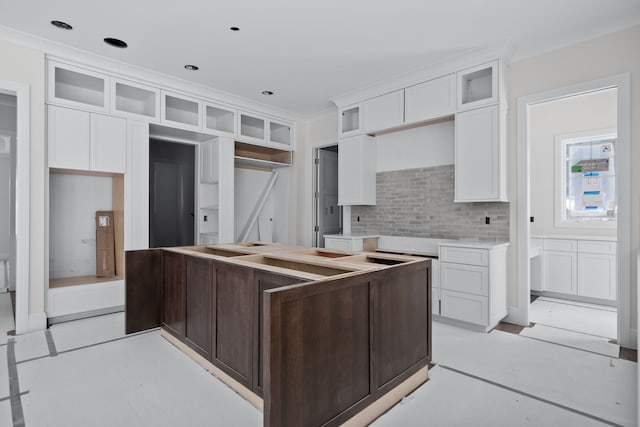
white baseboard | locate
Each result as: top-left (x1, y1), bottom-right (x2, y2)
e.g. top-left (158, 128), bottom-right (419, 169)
top-left (27, 311), bottom-right (47, 332)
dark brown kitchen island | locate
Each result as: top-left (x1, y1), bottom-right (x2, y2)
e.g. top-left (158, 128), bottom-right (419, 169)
top-left (125, 243), bottom-right (432, 426)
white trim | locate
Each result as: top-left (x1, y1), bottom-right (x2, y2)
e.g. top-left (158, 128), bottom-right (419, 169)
top-left (27, 311), bottom-right (47, 332)
top-left (516, 74), bottom-right (632, 348)
top-left (0, 80), bottom-right (30, 334)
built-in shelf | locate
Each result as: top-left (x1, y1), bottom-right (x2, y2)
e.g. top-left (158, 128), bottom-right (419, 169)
top-left (205, 104), bottom-right (235, 136)
top-left (240, 114), bottom-right (265, 140)
top-left (162, 92), bottom-right (201, 130)
top-left (48, 61), bottom-right (108, 112)
top-left (340, 105), bottom-right (361, 137)
top-left (270, 121), bottom-right (292, 145)
top-left (234, 141), bottom-right (292, 170)
top-left (457, 60), bottom-right (498, 111)
top-left (113, 79), bottom-right (159, 120)
top-left (49, 274), bottom-right (124, 288)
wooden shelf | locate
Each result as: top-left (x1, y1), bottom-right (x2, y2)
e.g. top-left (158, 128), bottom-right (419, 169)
top-left (234, 141), bottom-right (291, 170)
top-left (49, 274), bottom-right (124, 289)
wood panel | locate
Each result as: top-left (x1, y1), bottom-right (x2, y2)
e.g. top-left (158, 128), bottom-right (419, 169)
top-left (265, 274), bottom-right (373, 427)
top-left (264, 259), bottom-right (431, 427)
top-left (213, 262), bottom-right (254, 386)
top-left (185, 256), bottom-right (212, 359)
top-left (253, 271), bottom-right (306, 395)
top-left (124, 249), bottom-right (162, 334)
top-left (375, 264), bottom-right (430, 388)
top-left (162, 251), bottom-right (185, 339)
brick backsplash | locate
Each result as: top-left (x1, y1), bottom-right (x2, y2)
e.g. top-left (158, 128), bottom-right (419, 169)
top-left (351, 165), bottom-right (509, 241)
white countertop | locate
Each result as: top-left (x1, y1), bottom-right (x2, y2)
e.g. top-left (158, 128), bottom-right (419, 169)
top-left (532, 234), bottom-right (616, 242)
top-left (323, 234), bottom-right (380, 239)
top-left (439, 240), bottom-right (510, 250)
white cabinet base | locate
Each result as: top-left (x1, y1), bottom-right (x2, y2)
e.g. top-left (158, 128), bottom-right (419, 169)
top-left (47, 280), bottom-right (125, 321)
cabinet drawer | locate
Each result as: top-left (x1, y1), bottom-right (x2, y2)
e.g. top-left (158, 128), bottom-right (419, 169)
top-left (543, 239), bottom-right (577, 252)
top-left (578, 240), bottom-right (616, 255)
top-left (324, 238), bottom-right (356, 252)
top-left (440, 262), bottom-right (488, 296)
top-left (440, 246), bottom-right (488, 266)
top-left (440, 290), bottom-right (488, 325)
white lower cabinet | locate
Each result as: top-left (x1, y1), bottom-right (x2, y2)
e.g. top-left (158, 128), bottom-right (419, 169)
top-left (324, 235), bottom-right (379, 252)
top-left (543, 250), bottom-right (577, 295)
top-left (437, 242), bottom-right (508, 331)
top-left (539, 237), bottom-right (616, 301)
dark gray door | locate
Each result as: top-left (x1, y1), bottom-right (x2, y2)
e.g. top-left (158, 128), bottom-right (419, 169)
top-left (149, 140), bottom-right (195, 248)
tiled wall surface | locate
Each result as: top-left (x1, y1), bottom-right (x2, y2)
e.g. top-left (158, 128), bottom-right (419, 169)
top-left (351, 165), bottom-right (509, 240)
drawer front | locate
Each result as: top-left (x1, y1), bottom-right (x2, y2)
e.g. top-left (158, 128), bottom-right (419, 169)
top-left (324, 237), bottom-right (362, 252)
top-left (578, 240), bottom-right (616, 255)
top-left (440, 262), bottom-right (488, 296)
top-left (440, 246), bottom-right (488, 266)
top-left (440, 289), bottom-right (488, 325)
top-left (543, 239), bottom-right (577, 252)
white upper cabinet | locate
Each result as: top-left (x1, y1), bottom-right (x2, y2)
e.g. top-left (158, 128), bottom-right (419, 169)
top-left (456, 61), bottom-right (499, 112)
top-left (48, 105), bottom-right (126, 173)
top-left (405, 74), bottom-right (455, 124)
top-left (48, 105), bottom-right (91, 170)
top-left (338, 134), bottom-right (376, 205)
top-left (161, 91), bottom-right (202, 131)
top-left (454, 105), bottom-right (507, 202)
top-left (203, 102), bottom-right (236, 137)
top-left (362, 90), bottom-right (404, 134)
top-left (237, 111), bottom-right (294, 150)
top-left (339, 104), bottom-right (362, 138)
top-left (91, 113), bottom-right (127, 173)
top-left (48, 61), bottom-right (109, 113)
top-left (111, 78), bottom-right (160, 122)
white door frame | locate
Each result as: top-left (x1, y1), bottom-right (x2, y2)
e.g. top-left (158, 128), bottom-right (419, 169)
top-left (306, 139), bottom-right (338, 247)
top-left (516, 73), bottom-right (632, 347)
top-left (0, 80), bottom-right (30, 335)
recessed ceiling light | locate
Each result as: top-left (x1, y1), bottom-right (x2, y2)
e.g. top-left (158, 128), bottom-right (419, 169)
top-left (104, 37), bottom-right (128, 48)
top-left (184, 64), bottom-right (199, 71)
top-left (230, 26), bottom-right (240, 31)
top-left (261, 90), bottom-right (274, 96)
top-left (51, 20), bottom-right (72, 30)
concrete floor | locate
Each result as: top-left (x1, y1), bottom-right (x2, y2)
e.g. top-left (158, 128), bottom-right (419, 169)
top-left (0, 293), bottom-right (636, 427)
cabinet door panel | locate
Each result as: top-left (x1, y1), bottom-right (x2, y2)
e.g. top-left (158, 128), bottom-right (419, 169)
top-left (185, 256), bottom-right (212, 358)
top-left (48, 106), bottom-right (91, 170)
top-left (455, 106), bottom-right (502, 201)
top-left (91, 114), bottom-right (127, 173)
top-left (440, 262), bottom-right (488, 296)
top-left (162, 252), bottom-right (185, 338)
top-left (578, 253), bottom-right (616, 300)
top-left (338, 135), bottom-right (376, 205)
top-left (253, 271), bottom-right (305, 395)
top-left (440, 289), bottom-right (488, 325)
top-left (214, 263), bottom-right (254, 386)
top-left (405, 74), bottom-right (455, 124)
top-left (362, 90), bottom-right (404, 134)
top-left (543, 251), bottom-right (577, 295)
top-left (125, 249), bottom-right (162, 334)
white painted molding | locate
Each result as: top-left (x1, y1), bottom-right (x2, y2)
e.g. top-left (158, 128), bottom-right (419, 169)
top-left (0, 25), bottom-right (303, 123)
top-left (306, 138), bottom-right (339, 247)
top-left (27, 311), bottom-right (47, 332)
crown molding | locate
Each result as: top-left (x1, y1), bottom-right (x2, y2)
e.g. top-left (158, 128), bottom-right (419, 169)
top-left (0, 25), bottom-right (306, 123)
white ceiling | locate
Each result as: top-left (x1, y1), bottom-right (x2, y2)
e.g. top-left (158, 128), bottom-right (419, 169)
top-left (0, 0), bottom-right (638, 118)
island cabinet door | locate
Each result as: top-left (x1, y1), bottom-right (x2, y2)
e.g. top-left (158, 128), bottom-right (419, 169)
top-left (162, 251), bottom-right (186, 340)
top-left (125, 249), bottom-right (163, 334)
top-left (212, 262), bottom-right (254, 387)
top-left (374, 262), bottom-right (430, 389)
top-left (185, 256), bottom-right (213, 359)
top-left (253, 271), bottom-right (306, 396)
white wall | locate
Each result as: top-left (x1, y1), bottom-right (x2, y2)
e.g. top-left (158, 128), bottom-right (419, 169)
top-left (376, 121), bottom-right (454, 172)
top-left (529, 88), bottom-right (617, 237)
top-left (0, 39), bottom-right (45, 328)
top-left (508, 24), bottom-right (640, 331)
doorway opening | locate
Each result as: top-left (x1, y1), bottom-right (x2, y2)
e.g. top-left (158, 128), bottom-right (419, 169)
top-left (313, 145), bottom-right (341, 248)
top-left (149, 139), bottom-right (196, 248)
top-left (0, 92), bottom-right (16, 331)
top-left (517, 74), bottom-right (632, 351)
